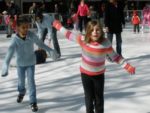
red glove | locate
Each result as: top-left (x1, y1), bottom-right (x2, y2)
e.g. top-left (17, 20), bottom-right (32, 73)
top-left (52, 20), bottom-right (62, 30)
top-left (124, 63), bottom-right (135, 75)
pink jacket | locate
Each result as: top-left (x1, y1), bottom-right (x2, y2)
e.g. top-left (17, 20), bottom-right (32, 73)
top-left (77, 4), bottom-right (89, 17)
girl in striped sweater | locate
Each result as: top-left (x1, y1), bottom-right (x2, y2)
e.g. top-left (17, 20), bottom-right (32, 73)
top-left (53, 20), bottom-right (135, 113)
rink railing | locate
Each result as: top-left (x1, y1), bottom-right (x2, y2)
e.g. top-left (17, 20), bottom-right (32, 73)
top-left (0, 13), bottom-right (59, 30)
top-left (0, 10), bottom-right (143, 30)
top-left (124, 10), bottom-right (143, 22)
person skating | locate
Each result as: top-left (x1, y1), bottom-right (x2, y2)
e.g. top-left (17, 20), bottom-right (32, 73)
top-left (53, 19), bottom-right (135, 113)
top-left (1, 16), bottom-right (59, 112)
top-left (35, 11), bottom-right (61, 58)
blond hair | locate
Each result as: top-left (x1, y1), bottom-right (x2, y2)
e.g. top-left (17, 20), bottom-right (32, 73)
top-left (84, 20), bottom-right (104, 43)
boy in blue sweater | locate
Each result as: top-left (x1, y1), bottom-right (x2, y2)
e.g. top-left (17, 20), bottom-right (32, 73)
top-left (1, 16), bottom-right (59, 112)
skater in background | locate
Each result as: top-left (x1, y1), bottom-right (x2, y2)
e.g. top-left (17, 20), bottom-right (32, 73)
top-left (141, 4), bottom-right (150, 32)
top-left (87, 5), bottom-right (97, 22)
top-left (77, 0), bottom-right (89, 33)
top-left (29, 2), bottom-right (37, 28)
top-left (53, 19), bottom-right (135, 113)
top-left (131, 10), bottom-right (140, 33)
top-left (71, 9), bottom-right (78, 31)
top-left (104, 0), bottom-right (125, 56)
top-left (5, 0), bottom-right (20, 37)
top-left (1, 16), bottom-right (59, 112)
top-left (5, 15), bottom-right (17, 33)
top-left (35, 11), bottom-right (61, 58)
top-left (99, 3), bottom-right (105, 27)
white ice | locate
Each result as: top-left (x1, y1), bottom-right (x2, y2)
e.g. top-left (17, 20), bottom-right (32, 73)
top-left (0, 24), bottom-right (150, 113)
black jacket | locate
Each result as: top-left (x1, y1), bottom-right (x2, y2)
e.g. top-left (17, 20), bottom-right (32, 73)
top-left (7, 3), bottom-right (21, 16)
top-left (104, 2), bottom-right (125, 33)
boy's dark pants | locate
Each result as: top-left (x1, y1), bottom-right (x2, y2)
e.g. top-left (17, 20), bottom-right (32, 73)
top-left (81, 73), bottom-right (104, 113)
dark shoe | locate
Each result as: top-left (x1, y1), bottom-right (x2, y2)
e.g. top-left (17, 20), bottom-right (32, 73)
top-left (31, 103), bottom-right (38, 112)
top-left (17, 94), bottom-right (24, 103)
top-left (6, 34), bottom-right (11, 38)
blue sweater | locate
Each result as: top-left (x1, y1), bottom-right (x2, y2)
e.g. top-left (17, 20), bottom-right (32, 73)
top-left (1, 31), bottom-right (57, 76)
top-left (35, 14), bottom-right (54, 40)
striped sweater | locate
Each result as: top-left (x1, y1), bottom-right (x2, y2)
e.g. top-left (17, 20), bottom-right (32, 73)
top-left (57, 26), bottom-right (126, 76)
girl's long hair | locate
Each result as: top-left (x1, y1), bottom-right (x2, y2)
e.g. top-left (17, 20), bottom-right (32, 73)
top-left (84, 20), bottom-right (105, 43)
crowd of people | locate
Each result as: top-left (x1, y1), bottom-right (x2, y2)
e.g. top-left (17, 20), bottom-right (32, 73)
top-left (3, 0), bottom-right (150, 112)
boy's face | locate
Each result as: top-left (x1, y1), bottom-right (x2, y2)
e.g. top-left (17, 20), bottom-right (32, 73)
top-left (17, 23), bottom-right (29, 37)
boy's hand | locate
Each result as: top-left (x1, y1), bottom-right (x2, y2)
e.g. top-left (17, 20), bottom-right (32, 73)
top-left (52, 20), bottom-right (62, 30)
top-left (1, 63), bottom-right (8, 77)
top-left (124, 63), bottom-right (135, 75)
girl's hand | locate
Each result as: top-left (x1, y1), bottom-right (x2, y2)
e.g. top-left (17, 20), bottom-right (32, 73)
top-left (52, 20), bottom-right (62, 30)
top-left (124, 63), bottom-right (135, 75)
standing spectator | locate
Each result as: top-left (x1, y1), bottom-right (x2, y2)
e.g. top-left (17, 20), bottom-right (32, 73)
top-left (77, 0), bottom-right (89, 33)
top-left (54, 4), bottom-right (61, 23)
top-left (69, 1), bottom-right (76, 16)
top-left (104, 0), bottom-right (125, 56)
top-left (87, 5), bottom-right (97, 21)
top-left (29, 2), bottom-right (37, 28)
top-left (58, 2), bottom-right (68, 26)
top-left (99, 3), bottom-right (105, 27)
top-left (71, 9), bottom-right (78, 31)
top-left (6, 0), bottom-right (20, 16)
top-left (141, 4), bottom-right (150, 32)
top-left (35, 11), bottom-right (61, 58)
top-left (39, 2), bottom-right (46, 13)
top-left (5, 0), bottom-right (20, 38)
top-left (29, 2), bottom-right (37, 15)
top-left (131, 10), bottom-right (140, 33)
top-left (54, 4), bottom-right (59, 14)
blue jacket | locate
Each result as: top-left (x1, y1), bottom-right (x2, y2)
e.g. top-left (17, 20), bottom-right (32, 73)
top-left (35, 13), bottom-right (54, 40)
top-left (1, 31), bottom-right (58, 76)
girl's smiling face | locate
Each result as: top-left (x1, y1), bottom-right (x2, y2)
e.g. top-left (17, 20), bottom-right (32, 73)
top-left (90, 25), bottom-right (101, 42)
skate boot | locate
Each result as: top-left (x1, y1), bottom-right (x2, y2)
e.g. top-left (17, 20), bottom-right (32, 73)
top-left (31, 103), bottom-right (38, 112)
top-left (17, 94), bottom-right (24, 103)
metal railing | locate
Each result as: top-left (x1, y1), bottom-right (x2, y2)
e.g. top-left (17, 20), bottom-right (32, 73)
top-left (0, 10), bottom-right (144, 31)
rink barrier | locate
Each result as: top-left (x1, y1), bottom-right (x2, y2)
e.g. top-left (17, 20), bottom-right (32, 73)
top-left (0, 13), bottom-right (62, 30)
top-left (0, 10), bottom-right (144, 31)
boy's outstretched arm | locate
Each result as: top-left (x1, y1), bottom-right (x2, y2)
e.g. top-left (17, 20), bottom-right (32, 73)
top-left (1, 43), bottom-right (15, 77)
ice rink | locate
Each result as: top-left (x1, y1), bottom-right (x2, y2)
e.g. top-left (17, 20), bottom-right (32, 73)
top-left (0, 24), bottom-right (150, 113)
